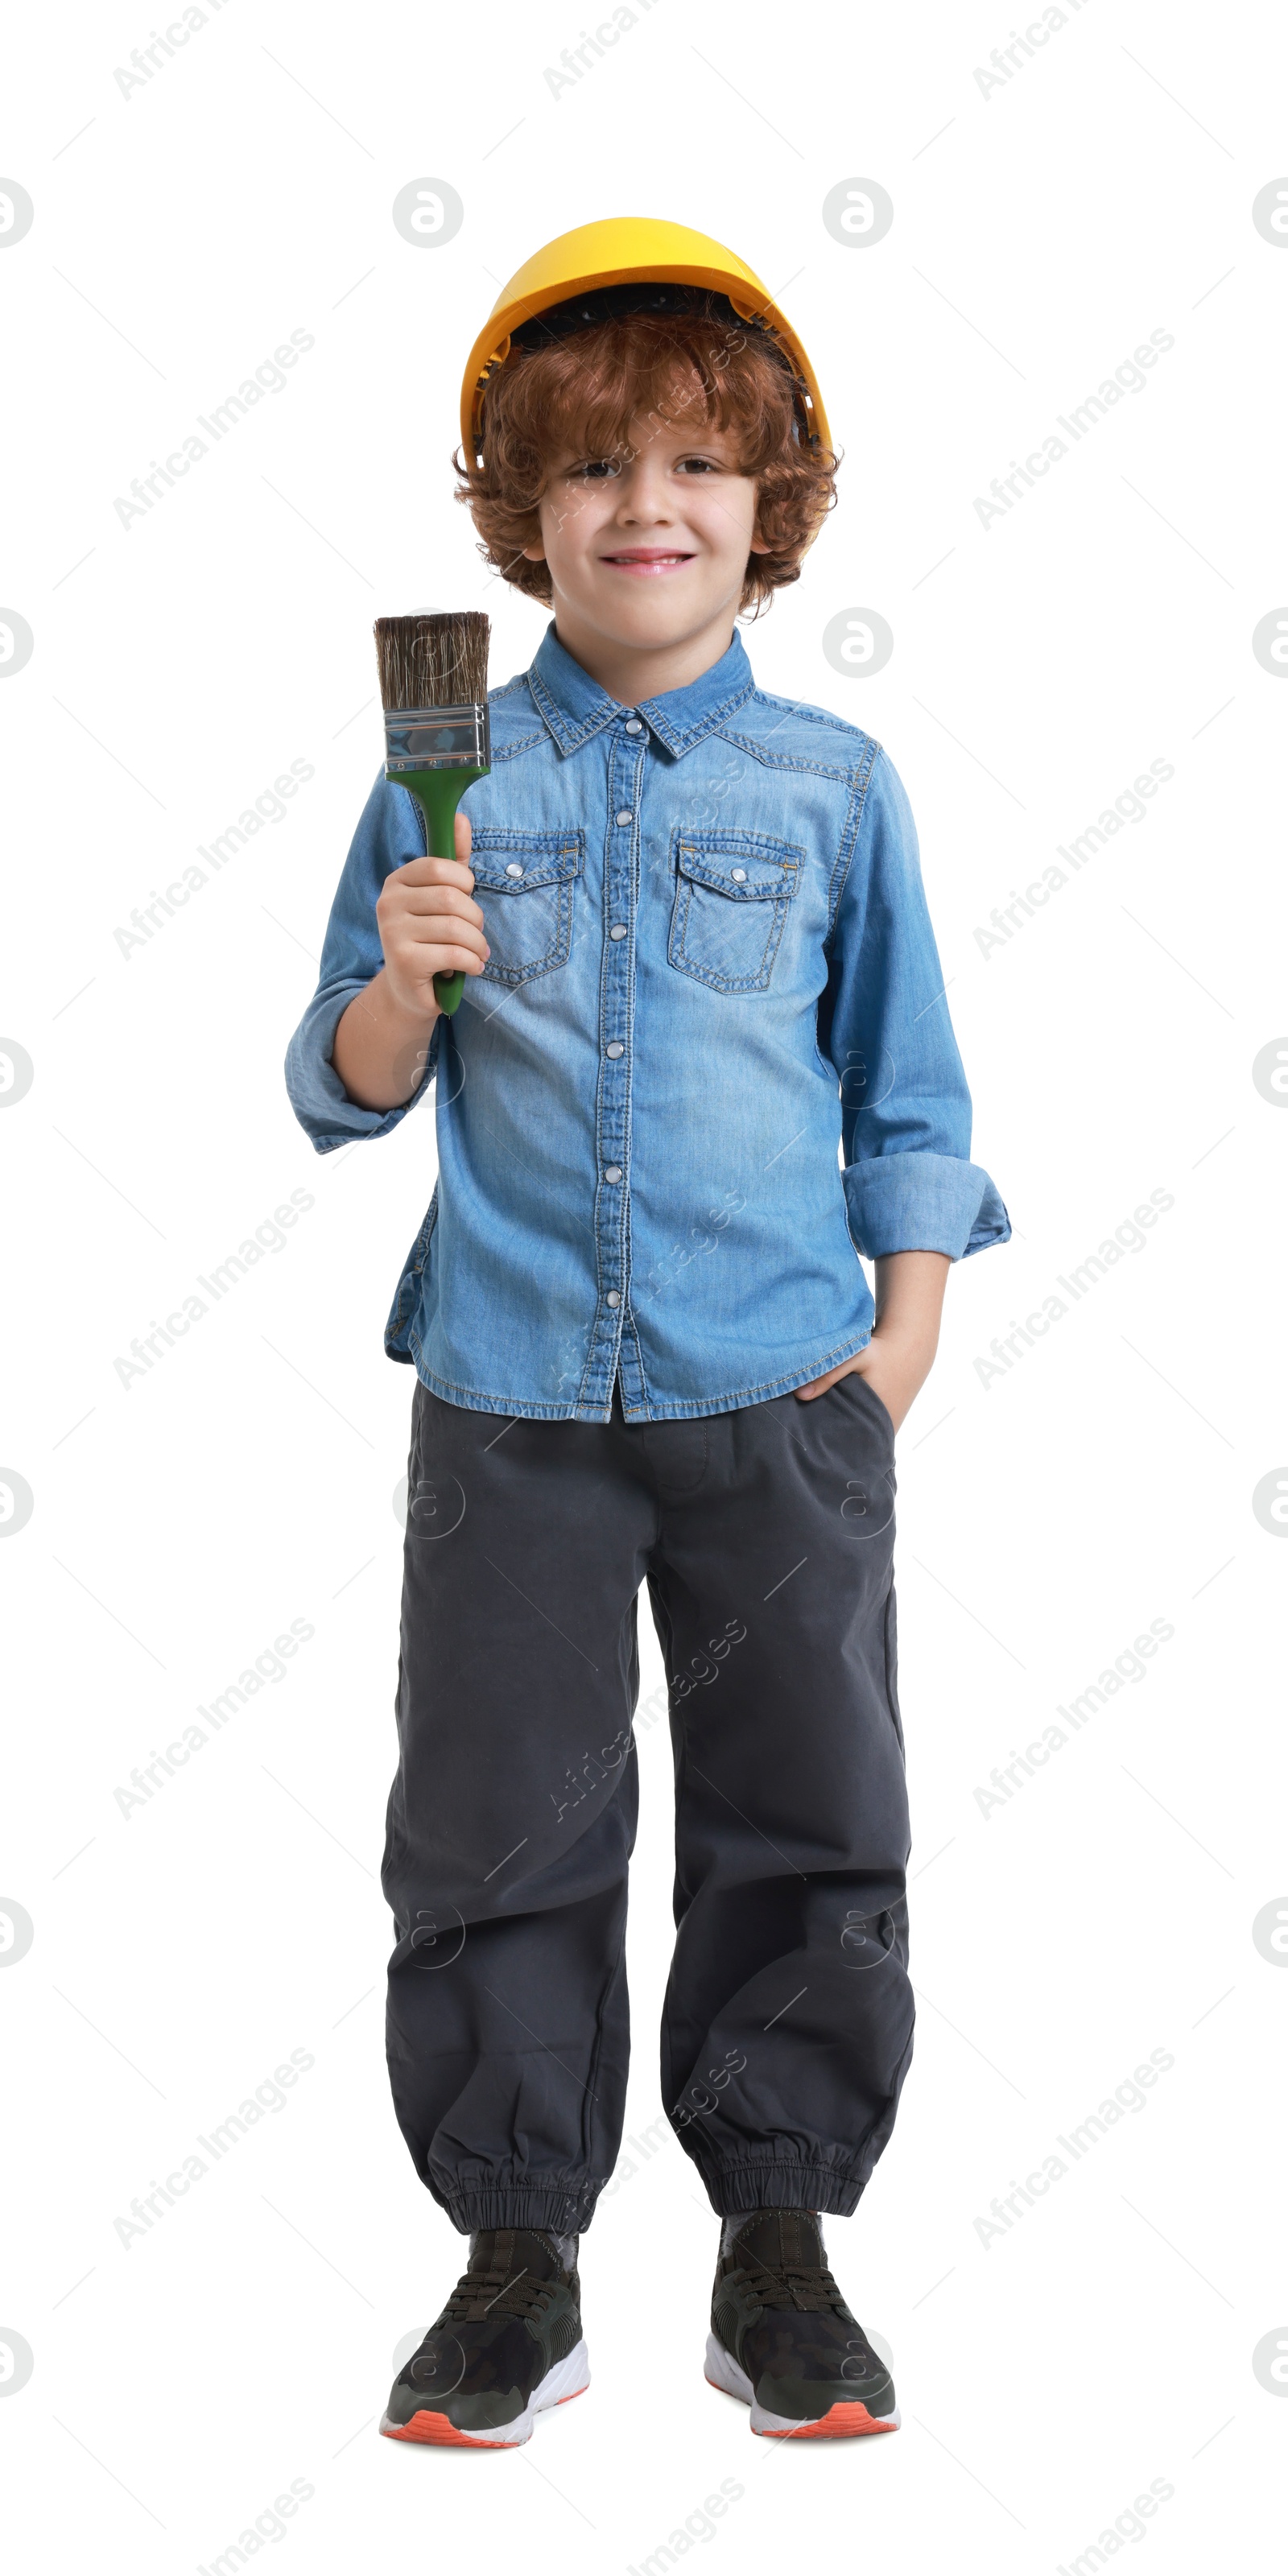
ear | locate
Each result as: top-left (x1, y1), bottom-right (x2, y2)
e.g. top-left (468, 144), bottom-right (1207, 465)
top-left (747, 489), bottom-right (772, 556)
top-left (521, 493), bottom-right (555, 564)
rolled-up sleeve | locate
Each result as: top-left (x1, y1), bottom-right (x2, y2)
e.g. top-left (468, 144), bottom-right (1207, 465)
top-left (827, 748), bottom-right (1010, 1260)
top-left (283, 772), bottom-right (441, 1154)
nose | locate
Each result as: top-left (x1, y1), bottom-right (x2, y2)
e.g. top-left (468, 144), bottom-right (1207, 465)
top-left (612, 456), bottom-right (674, 525)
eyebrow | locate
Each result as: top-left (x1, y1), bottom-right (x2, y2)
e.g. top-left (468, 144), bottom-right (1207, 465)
top-left (557, 440), bottom-right (737, 467)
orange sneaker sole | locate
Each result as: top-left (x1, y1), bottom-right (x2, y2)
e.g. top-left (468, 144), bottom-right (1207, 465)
top-left (749, 2396), bottom-right (898, 2438)
top-left (381, 2379), bottom-right (588, 2447)
top-left (704, 2334), bottom-right (899, 2438)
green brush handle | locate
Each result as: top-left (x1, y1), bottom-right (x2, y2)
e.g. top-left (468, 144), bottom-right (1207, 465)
top-left (396, 762), bottom-right (489, 1017)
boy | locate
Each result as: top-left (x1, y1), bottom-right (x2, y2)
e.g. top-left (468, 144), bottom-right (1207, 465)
top-left (285, 218), bottom-right (1009, 2447)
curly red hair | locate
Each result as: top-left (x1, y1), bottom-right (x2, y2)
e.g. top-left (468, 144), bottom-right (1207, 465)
top-left (454, 310), bottom-right (839, 615)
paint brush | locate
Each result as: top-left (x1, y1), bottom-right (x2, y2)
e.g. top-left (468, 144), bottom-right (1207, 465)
top-left (374, 611), bottom-right (491, 1016)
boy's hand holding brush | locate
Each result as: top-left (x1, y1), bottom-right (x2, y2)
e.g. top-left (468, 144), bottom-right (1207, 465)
top-left (332, 613), bottom-right (493, 1113)
top-left (331, 813), bottom-right (488, 1112)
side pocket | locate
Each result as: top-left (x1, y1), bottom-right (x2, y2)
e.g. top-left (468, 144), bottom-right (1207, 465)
top-left (845, 1365), bottom-right (895, 1445)
top-left (883, 1583), bottom-right (905, 1759)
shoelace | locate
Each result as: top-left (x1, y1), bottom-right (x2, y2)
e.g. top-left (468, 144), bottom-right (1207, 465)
top-left (734, 2259), bottom-right (848, 2315)
top-left (438, 2261), bottom-right (559, 2325)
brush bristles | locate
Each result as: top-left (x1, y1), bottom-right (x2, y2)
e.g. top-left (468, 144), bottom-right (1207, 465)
top-left (374, 612), bottom-right (490, 712)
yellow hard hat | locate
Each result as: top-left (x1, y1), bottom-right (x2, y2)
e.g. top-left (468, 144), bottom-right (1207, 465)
top-left (460, 216), bottom-right (831, 464)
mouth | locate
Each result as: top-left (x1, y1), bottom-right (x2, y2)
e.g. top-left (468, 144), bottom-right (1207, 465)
top-left (598, 548), bottom-right (696, 576)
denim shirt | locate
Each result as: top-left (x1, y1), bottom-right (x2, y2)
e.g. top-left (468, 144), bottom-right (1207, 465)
top-left (284, 622), bottom-right (1009, 1422)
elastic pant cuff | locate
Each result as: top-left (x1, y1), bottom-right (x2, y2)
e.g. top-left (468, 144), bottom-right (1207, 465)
top-left (694, 2160), bottom-right (867, 2219)
top-left (440, 2182), bottom-right (600, 2235)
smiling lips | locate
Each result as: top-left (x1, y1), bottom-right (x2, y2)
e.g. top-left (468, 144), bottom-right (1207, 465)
top-left (599, 548), bottom-right (696, 575)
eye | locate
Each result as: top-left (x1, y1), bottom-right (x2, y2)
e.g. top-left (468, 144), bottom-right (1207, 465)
top-left (675, 456), bottom-right (720, 474)
top-left (569, 457), bottom-right (620, 482)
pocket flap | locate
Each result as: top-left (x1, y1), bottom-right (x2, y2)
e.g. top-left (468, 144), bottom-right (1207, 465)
top-left (469, 829), bottom-right (584, 894)
top-left (674, 831), bottom-right (803, 900)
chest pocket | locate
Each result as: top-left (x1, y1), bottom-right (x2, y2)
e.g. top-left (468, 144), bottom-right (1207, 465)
top-left (667, 828), bottom-right (804, 993)
top-left (467, 829), bottom-right (584, 986)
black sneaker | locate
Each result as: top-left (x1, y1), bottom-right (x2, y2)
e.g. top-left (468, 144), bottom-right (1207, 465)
top-left (706, 2210), bottom-right (899, 2438)
top-left (381, 2227), bottom-right (588, 2447)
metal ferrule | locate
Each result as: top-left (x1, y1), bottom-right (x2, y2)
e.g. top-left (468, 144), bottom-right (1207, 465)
top-left (383, 702), bottom-right (490, 771)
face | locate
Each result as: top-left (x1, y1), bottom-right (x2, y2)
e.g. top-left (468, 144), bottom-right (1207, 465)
top-left (523, 400), bottom-right (767, 667)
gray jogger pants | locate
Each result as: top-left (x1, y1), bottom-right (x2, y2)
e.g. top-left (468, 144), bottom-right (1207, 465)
top-left (382, 1371), bottom-right (913, 2235)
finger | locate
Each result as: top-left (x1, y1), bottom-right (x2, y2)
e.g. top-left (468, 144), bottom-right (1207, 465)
top-left (398, 917), bottom-right (489, 959)
top-left (393, 885), bottom-right (486, 928)
top-left (393, 852), bottom-right (476, 893)
top-left (427, 943), bottom-right (489, 977)
top-left (454, 808), bottom-right (473, 865)
top-left (402, 943), bottom-right (489, 990)
top-left (794, 1361), bottom-right (856, 1402)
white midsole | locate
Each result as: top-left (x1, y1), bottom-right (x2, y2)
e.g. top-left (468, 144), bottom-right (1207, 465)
top-left (704, 2331), bottom-right (900, 2434)
top-left (382, 2338), bottom-right (590, 2446)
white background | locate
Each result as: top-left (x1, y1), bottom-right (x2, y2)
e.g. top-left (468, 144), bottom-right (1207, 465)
top-left (2, 1), bottom-right (1286, 2569)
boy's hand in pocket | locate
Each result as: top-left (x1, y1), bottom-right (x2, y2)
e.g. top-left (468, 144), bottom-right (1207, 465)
top-left (794, 1251), bottom-right (952, 1430)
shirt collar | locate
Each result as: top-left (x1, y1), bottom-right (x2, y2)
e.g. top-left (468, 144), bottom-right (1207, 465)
top-left (527, 619), bottom-right (755, 760)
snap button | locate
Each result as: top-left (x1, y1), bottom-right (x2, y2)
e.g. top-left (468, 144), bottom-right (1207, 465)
top-left (731, 867), bottom-right (747, 881)
top-left (609, 923), bottom-right (627, 939)
top-left (505, 861), bottom-right (524, 878)
top-left (606, 1041), bottom-right (625, 1058)
top-left (625, 718), bottom-right (643, 734)
top-left (605, 1290), bottom-right (621, 1309)
top-left (615, 809), bottom-right (633, 826)
top-left (605, 1166), bottom-right (622, 1183)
